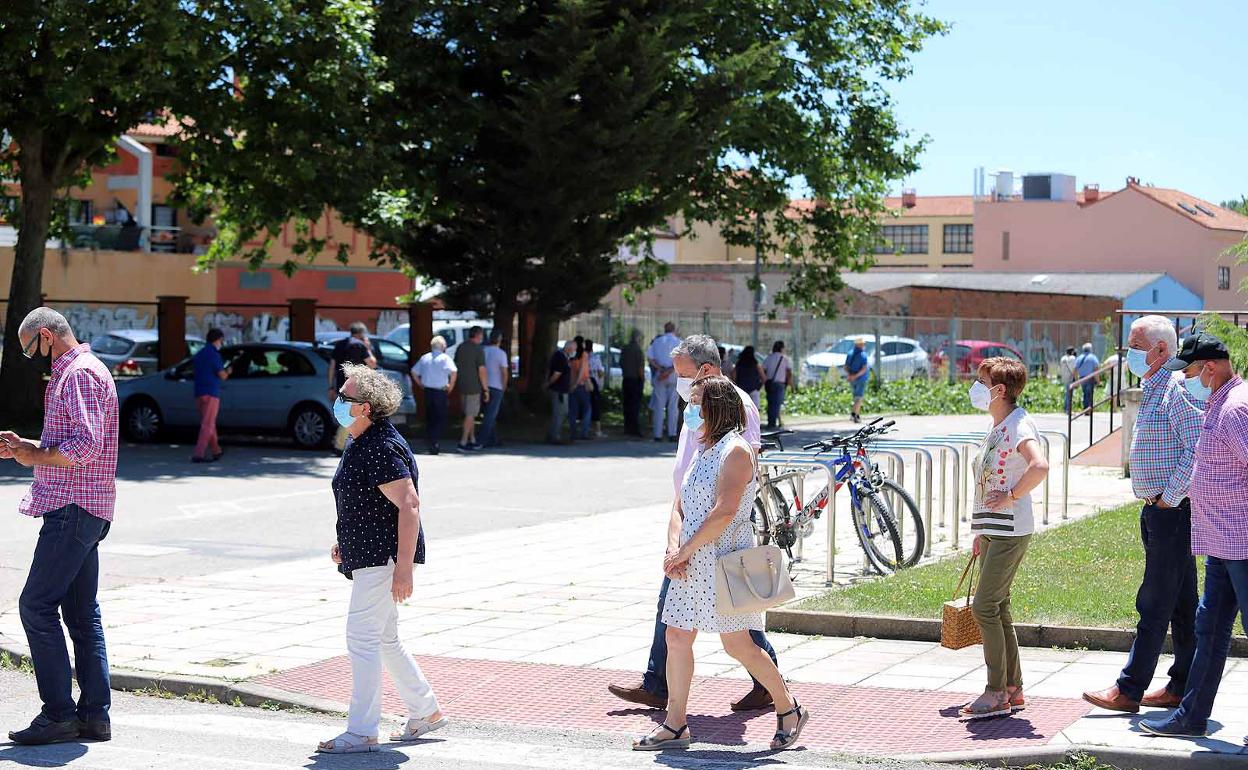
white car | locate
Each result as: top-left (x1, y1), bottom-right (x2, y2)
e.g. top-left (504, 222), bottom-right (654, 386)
top-left (385, 320), bottom-right (493, 353)
top-left (802, 335), bottom-right (929, 384)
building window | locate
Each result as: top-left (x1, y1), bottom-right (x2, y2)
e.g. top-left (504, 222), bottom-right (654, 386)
top-left (942, 224), bottom-right (973, 254)
top-left (1219, 266), bottom-right (1231, 291)
top-left (874, 224), bottom-right (929, 254)
top-left (66, 199), bottom-right (93, 226)
top-left (239, 271), bottom-right (272, 290)
top-left (326, 274), bottom-right (357, 292)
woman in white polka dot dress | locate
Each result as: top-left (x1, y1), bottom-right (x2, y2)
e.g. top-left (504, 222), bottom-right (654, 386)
top-left (633, 376), bottom-right (809, 752)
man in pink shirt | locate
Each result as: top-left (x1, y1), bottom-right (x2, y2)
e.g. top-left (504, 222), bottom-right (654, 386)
top-left (609, 334), bottom-right (779, 712)
top-left (2, 308), bottom-right (118, 746)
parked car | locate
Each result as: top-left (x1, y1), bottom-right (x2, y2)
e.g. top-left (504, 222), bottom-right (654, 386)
top-left (802, 335), bottom-right (930, 384)
top-left (90, 330), bottom-right (205, 378)
top-left (385, 320), bottom-right (493, 353)
top-left (557, 340), bottom-right (623, 383)
top-left (931, 339), bottom-right (1025, 377)
top-left (116, 342), bottom-right (415, 449)
top-left (315, 331), bottom-right (411, 375)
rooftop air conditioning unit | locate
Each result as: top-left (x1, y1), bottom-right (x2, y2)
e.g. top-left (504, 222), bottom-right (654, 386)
top-left (1022, 173), bottom-right (1076, 202)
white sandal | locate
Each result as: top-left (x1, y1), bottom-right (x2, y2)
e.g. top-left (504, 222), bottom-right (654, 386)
top-left (316, 731), bottom-right (379, 754)
top-left (390, 716), bottom-right (449, 742)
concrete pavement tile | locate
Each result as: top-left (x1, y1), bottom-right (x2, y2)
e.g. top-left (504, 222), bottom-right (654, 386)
top-left (450, 646), bottom-right (534, 662)
top-left (858, 673), bottom-right (958, 691)
top-left (880, 661), bottom-right (980, 680)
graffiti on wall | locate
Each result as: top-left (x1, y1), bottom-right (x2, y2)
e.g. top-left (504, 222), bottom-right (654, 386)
top-left (56, 305), bottom-right (155, 342)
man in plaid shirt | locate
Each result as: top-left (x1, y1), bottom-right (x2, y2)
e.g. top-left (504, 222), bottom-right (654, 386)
top-left (1085, 317), bottom-right (1202, 714)
top-left (1, 308), bottom-right (118, 746)
top-left (1142, 332), bottom-right (1248, 739)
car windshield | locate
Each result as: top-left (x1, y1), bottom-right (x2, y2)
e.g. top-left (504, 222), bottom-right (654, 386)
top-left (827, 339), bottom-right (874, 355)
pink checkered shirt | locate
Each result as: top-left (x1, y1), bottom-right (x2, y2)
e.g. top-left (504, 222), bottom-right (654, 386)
top-left (1191, 376), bottom-right (1248, 560)
top-left (19, 343), bottom-right (119, 522)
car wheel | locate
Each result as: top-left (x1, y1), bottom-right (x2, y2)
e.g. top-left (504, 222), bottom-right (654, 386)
top-left (122, 398), bottom-right (163, 443)
top-left (290, 403), bottom-right (332, 449)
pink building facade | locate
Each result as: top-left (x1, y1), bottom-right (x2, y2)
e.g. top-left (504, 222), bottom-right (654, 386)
top-left (972, 179), bottom-right (1248, 305)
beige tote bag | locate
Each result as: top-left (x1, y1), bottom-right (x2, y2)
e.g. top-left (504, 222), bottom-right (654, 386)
top-left (714, 520), bottom-right (795, 615)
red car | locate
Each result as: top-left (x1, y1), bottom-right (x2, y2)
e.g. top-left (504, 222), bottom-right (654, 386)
top-left (931, 339), bottom-right (1025, 376)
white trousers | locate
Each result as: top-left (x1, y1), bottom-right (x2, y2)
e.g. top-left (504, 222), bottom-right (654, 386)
top-left (652, 378), bottom-right (678, 438)
top-left (345, 561), bottom-right (440, 737)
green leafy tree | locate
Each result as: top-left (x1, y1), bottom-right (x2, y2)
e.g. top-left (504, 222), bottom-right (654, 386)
top-left (335, 0), bottom-right (944, 397)
top-left (0, 0), bottom-right (377, 422)
top-left (1221, 196), bottom-right (1248, 216)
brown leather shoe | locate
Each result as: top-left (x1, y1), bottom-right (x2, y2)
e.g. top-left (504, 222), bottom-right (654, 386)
top-left (730, 685), bottom-right (774, 712)
top-left (1141, 687), bottom-right (1182, 709)
top-left (607, 683), bottom-right (666, 710)
top-left (1082, 685), bottom-right (1140, 714)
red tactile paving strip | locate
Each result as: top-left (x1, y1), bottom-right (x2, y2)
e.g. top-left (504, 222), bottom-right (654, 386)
top-left (255, 656), bottom-right (1091, 756)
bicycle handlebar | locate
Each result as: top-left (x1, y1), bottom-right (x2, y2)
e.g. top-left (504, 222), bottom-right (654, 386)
top-left (800, 420), bottom-right (896, 452)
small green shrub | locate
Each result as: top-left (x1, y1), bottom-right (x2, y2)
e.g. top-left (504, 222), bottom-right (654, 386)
top-left (786, 377), bottom-right (1069, 417)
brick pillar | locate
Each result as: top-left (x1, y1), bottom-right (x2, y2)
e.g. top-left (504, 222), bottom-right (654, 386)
top-left (407, 302), bottom-right (433, 364)
top-left (288, 298), bottom-right (317, 343)
top-left (156, 296), bottom-right (188, 370)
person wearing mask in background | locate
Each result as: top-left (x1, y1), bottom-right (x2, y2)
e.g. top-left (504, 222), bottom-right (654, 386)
top-left (587, 338), bottom-right (606, 439)
top-left (959, 356), bottom-right (1048, 720)
top-left (546, 340), bottom-right (575, 445)
top-left (649, 322), bottom-right (682, 442)
top-left (620, 330), bottom-right (646, 437)
top-left (1074, 343), bottom-right (1100, 411)
top-left (568, 336), bottom-right (592, 440)
top-left (191, 328), bottom-right (231, 463)
top-left (732, 345), bottom-right (765, 409)
top-left (478, 331), bottom-right (509, 449)
top-left (1059, 346), bottom-right (1078, 414)
top-left (844, 338), bottom-right (870, 424)
top-left (3, 308), bottom-right (118, 746)
top-left (453, 326), bottom-right (488, 452)
top-left (608, 335), bottom-right (780, 715)
top-left (1084, 316), bottom-right (1202, 715)
top-left (410, 336), bottom-right (457, 456)
top-left (318, 365), bottom-right (445, 753)
top-left (329, 322), bottom-right (378, 454)
top-left (1142, 333), bottom-right (1248, 740)
top-left (762, 340), bottom-right (794, 430)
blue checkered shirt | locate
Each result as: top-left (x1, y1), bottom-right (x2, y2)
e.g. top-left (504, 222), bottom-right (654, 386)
top-left (1129, 367), bottom-right (1204, 506)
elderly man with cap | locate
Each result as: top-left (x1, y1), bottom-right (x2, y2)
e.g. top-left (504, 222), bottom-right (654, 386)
top-left (1083, 316), bottom-right (1202, 715)
top-left (1141, 331), bottom-right (1248, 739)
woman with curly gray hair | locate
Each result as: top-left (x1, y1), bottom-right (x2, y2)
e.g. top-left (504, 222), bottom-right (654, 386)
top-left (317, 364), bottom-right (447, 753)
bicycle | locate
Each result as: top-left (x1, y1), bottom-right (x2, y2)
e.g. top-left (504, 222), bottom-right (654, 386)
top-left (755, 419), bottom-right (915, 575)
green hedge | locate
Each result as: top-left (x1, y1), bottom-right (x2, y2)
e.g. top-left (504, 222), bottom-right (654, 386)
top-left (785, 377), bottom-right (1071, 417)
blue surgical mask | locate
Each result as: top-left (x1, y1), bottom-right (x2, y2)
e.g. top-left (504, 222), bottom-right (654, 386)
top-left (1184, 371), bottom-right (1212, 401)
top-left (1126, 348), bottom-right (1151, 378)
top-left (333, 397), bottom-right (356, 428)
top-left (683, 401), bottom-right (704, 433)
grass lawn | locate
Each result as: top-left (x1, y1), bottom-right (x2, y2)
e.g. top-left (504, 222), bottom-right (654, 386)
top-left (798, 501), bottom-right (1158, 628)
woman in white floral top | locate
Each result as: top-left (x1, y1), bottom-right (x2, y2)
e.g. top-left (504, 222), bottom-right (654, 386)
top-left (960, 357), bottom-right (1050, 720)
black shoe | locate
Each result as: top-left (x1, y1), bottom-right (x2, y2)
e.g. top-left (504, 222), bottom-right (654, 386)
top-left (428, 445), bottom-right (440, 455)
top-left (9, 714), bottom-right (80, 745)
top-left (668, 436), bottom-right (677, 443)
top-left (191, 455), bottom-right (217, 464)
top-left (654, 437), bottom-right (663, 442)
top-left (456, 443), bottom-right (474, 453)
top-left (76, 719), bottom-right (111, 742)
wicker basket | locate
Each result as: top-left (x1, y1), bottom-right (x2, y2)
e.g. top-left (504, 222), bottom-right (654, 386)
top-left (941, 553), bottom-right (982, 650)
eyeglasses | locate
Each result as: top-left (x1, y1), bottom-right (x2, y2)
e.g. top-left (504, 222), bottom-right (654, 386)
top-left (337, 394), bottom-right (366, 405)
top-left (21, 333), bottom-right (42, 359)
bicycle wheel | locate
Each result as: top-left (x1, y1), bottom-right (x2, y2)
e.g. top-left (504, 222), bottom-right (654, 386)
top-left (751, 490), bottom-right (772, 546)
top-left (877, 478), bottom-right (925, 568)
top-left (851, 486), bottom-right (904, 575)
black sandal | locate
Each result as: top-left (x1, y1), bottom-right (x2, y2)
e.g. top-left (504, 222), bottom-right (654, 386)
top-left (771, 701), bottom-right (810, 750)
top-left (632, 722), bottom-right (691, 751)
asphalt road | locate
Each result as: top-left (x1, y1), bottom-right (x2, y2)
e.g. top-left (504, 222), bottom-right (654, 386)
top-left (0, 435), bottom-right (678, 611)
top-left (0, 668), bottom-right (950, 770)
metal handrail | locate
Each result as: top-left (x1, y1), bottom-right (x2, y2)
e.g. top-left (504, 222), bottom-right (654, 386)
top-left (1067, 361), bottom-right (1118, 458)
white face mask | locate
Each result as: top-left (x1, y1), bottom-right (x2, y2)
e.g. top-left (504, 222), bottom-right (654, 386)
top-left (676, 377), bottom-right (695, 402)
top-left (969, 381), bottom-right (994, 411)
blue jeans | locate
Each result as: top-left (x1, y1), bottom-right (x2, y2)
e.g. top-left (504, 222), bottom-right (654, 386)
top-left (570, 386), bottom-right (591, 439)
top-left (478, 387), bottom-right (504, 446)
top-left (765, 382), bottom-right (786, 429)
top-left (1116, 502), bottom-right (1198, 701)
top-left (641, 577), bottom-right (777, 698)
top-left (19, 504), bottom-right (112, 724)
top-left (547, 391), bottom-right (568, 441)
top-left (423, 387), bottom-right (449, 451)
top-left (1166, 556), bottom-right (1248, 731)
top-left (1082, 380), bottom-right (1095, 409)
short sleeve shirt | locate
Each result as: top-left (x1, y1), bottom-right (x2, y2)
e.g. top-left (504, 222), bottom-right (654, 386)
top-left (846, 348), bottom-right (869, 376)
top-left (972, 407), bottom-right (1041, 536)
top-left (484, 345), bottom-right (509, 390)
top-left (332, 420), bottom-right (426, 573)
top-left (412, 351), bottom-right (456, 389)
top-left (192, 345), bottom-right (225, 398)
top-left (548, 351), bottom-right (571, 393)
top-left (453, 341), bottom-right (486, 395)
top-left (332, 337), bottom-right (371, 390)
top-left (763, 352), bottom-right (790, 384)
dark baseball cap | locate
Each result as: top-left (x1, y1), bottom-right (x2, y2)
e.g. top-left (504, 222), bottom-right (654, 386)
top-left (1164, 331), bottom-right (1230, 370)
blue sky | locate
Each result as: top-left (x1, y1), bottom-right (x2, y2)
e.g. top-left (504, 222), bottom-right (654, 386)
top-left (887, 1), bottom-right (1246, 204)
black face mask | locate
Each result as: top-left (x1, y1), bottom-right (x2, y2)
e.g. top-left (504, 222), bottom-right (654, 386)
top-left (22, 331), bottom-right (52, 367)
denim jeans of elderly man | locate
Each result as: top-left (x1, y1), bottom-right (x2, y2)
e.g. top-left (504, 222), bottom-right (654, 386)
top-left (478, 386), bottom-right (504, 447)
top-left (1141, 556), bottom-right (1248, 736)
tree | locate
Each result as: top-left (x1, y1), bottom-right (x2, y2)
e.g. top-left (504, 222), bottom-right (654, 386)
top-left (1221, 196), bottom-right (1248, 216)
top-left (0, 0), bottom-right (377, 422)
top-left (333, 0), bottom-right (944, 396)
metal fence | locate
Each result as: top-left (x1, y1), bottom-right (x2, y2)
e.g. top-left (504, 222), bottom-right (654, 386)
top-left (559, 308), bottom-right (1105, 383)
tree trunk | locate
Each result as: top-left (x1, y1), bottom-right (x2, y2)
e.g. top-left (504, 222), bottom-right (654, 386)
top-left (0, 161), bottom-right (56, 426)
top-left (523, 309), bottom-right (560, 406)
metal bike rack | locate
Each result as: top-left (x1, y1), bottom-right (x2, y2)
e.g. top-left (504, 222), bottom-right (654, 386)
top-left (756, 457), bottom-right (840, 586)
top-left (935, 429), bottom-right (1071, 525)
top-left (876, 439), bottom-right (967, 547)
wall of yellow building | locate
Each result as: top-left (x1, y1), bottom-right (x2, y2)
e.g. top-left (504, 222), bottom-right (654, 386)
top-left (0, 246), bottom-right (215, 304)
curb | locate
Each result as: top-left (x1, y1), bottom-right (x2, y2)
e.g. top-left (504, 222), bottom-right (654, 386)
top-left (905, 744), bottom-right (1248, 770)
top-left (766, 609), bottom-right (1248, 656)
